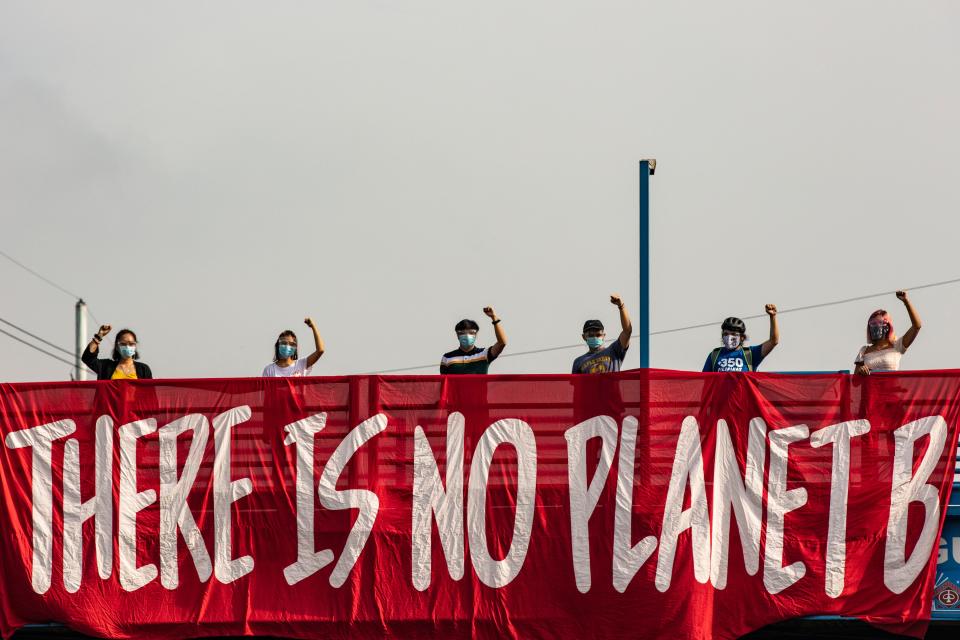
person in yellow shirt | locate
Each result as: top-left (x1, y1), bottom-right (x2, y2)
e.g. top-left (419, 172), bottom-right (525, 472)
top-left (81, 324), bottom-right (154, 380)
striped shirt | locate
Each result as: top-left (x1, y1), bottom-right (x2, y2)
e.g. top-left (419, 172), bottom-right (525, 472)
top-left (440, 346), bottom-right (499, 374)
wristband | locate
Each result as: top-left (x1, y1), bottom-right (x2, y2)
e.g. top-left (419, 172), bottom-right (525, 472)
top-left (92, 335), bottom-right (102, 343)
top-left (492, 319), bottom-right (501, 325)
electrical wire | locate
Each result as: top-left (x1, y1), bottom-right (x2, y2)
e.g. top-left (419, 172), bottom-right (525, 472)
top-left (0, 249), bottom-right (82, 299)
top-left (650, 277), bottom-right (960, 336)
top-left (0, 247), bottom-right (102, 327)
top-left (366, 277), bottom-right (960, 374)
top-left (0, 328), bottom-right (78, 368)
top-left (0, 316), bottom-right (75, 356)
top-left (5, 270), bottom-right (959, 375)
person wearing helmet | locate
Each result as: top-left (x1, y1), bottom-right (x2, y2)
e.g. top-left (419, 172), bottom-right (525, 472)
top-left (703, 304), bottom-right (779, 372)
top-left (572, 294), bottom-right (632, 374)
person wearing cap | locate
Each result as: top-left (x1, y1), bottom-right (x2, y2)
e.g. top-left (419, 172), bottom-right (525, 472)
top-left (572, 295), bottom-right (632, 374)
top-left (440, 306), bottom-right (507, 374)
top-left (703, 304), bottom-right (779, 372)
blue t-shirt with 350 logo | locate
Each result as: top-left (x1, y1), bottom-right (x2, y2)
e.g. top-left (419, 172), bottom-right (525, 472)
top-left (702, 345), bottom-right (765, 372)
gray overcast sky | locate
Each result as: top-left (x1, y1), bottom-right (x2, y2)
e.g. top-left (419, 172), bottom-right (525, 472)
top-left (2, 1), bottom-right (959, 382)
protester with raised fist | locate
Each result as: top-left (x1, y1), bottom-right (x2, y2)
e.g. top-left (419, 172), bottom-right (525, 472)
top-left (440, 306), bottom-right (507, 374)
top-left (261, 317), bottom-right (325, 377)
top-left (854, 291), bottom-right (922, 375)
top-left (82, 324), bottom-right (154, 379)
top-left (572, 295), bottom-right (632, 374)
top-left (703, 304), bottom-right (779, 372)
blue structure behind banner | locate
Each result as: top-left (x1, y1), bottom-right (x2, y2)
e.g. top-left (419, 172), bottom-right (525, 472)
top-left (638, 159), bottom-right (654, 369)
top-left (933, 460), bottom-right (960, 619)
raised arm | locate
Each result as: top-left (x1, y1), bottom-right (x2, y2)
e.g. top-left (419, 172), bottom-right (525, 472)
top-left (483, 306), bottom-right (507, 358)
top-left (611, 294), bottom-right (632, 350)
top-left (760, 304), bottom-right (779, 357)
top-left (303, 317), bottom-right (326, 367)
top-left (897, 290), bottom-right (922, 349)
top-left (82, 324), bottom-right (112, 374)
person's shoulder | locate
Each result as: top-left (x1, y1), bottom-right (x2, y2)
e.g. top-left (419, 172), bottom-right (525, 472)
top-left (572, 351), bottom-right (590, 366)
top-left (442, 348), bottom-right (463, 359)
top-left (261, 363), bottom-right (275, 376)
top-left (571, 352), bottom-right (587, 373)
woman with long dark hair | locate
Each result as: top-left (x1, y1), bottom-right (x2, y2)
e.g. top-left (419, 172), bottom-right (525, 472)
top-left (82, 324), bottom-right (153, 379)
top-left (261, 317), bottom-right (325, 377)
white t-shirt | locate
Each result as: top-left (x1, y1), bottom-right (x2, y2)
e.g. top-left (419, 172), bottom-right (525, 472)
top-left (855, 337), bottom-right (906, 372)
top-left (261, 359), bottom-right (313, 377)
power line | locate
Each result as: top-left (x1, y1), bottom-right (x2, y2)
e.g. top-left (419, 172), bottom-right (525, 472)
top-left (0, 327), bottom-right (78, 368)
top-left (87, 307), bottom-right (102, 329)
top-left (0, 316), bottom-right (75, 356)
top-left (367, 277), bottom-right (960, 374)
top-left (366, 341), bottom-right (592, 374)
top-left (650, 277), bottom-right (960, 336)
top-left (0, 247), bottom-right (103, 327)
top-left (0, 248), bottom-right (81, 299)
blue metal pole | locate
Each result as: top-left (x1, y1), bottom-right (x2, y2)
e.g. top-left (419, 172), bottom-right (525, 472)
top-left (639, 160), bottom-right (653, 368)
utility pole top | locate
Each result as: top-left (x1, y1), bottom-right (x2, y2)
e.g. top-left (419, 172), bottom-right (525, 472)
top-left (75, 300), bottom-right (87, 381)
top-left (638, 160), bottom-right (654, 368)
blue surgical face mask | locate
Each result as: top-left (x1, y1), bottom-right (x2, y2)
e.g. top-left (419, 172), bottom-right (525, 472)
top-left (278, 343), bottom-right (296, 358)
top-left (458, 334), bottom-right (476, 348)
top-left (118, 345), bottom-right (136, 359)
top-left (585, 336), bottom-right (604, 349)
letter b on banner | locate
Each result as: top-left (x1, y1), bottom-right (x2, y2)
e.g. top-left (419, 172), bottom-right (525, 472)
top-left (884, 416), bottom-right (948, 594)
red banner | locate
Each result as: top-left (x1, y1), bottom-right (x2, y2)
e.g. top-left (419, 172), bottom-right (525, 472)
top-left (0, 371), bottom-right (957, 640)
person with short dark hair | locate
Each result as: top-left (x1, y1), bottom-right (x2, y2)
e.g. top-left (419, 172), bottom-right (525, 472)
top-left (440, 307), bottom-right (507, 374)
top-left (261, 317), bottom-right (325, 377)
top-left (82, 324), bottom-right (154, 379)
top-left (572, 295), bottom-right (632, 374)
top-left (702, 304), bottom-right (779, 372)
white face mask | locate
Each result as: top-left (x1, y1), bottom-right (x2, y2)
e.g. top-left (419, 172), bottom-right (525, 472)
top-left (722, 334), bottom-right (741, 350)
